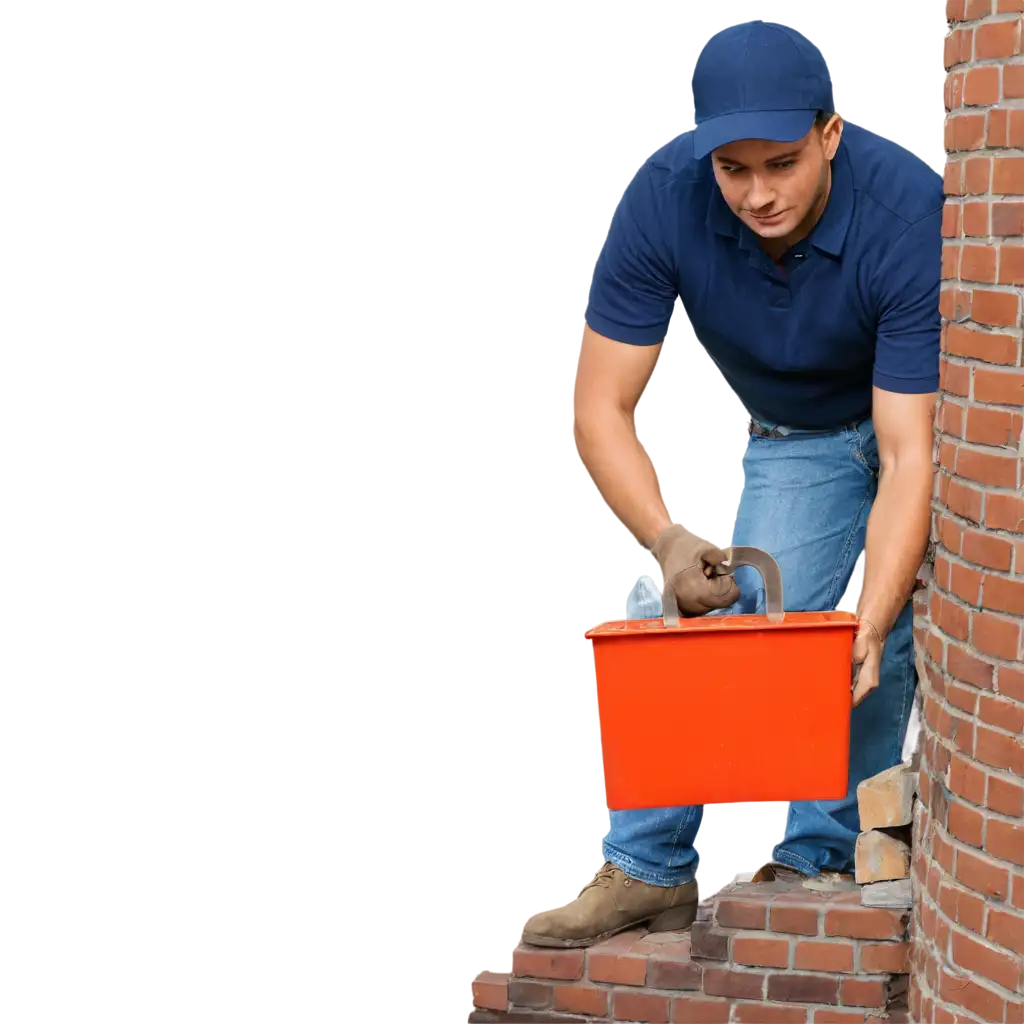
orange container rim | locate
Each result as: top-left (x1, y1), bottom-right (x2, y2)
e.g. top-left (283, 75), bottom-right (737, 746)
top-left (585, 609), bottom-right (858, 639)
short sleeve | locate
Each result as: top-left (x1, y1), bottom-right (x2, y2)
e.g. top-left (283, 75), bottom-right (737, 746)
top-left (872, 208), bottom-right (942, 394)
top-left (584, 163), bottom-right (678, 346)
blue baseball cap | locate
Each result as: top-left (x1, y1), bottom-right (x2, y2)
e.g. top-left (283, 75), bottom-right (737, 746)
top-left (692, 21), bottom-right (834, 160)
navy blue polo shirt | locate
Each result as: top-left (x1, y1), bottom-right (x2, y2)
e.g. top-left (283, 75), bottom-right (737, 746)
top-left (584, 123), bottom-right (944, 429)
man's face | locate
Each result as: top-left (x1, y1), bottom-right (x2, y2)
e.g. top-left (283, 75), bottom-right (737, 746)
top-left (711, 117), bottom-right (842, 241)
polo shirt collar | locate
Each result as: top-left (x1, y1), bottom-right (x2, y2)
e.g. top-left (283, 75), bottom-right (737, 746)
top-left (705, 136), bottom-right (854, 259)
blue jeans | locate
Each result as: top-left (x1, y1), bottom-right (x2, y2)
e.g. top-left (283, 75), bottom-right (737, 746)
top-left (602, 419), bottom-right (917, 884)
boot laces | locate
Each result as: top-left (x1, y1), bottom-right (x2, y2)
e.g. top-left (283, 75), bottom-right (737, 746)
top-left (579, 863), bottom-right (618, 897)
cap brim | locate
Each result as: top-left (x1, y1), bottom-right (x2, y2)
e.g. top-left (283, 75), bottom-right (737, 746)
top-left (693, 109), bottom-right (817, 160)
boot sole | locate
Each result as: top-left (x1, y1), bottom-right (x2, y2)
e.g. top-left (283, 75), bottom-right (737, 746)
top-left (521, 900), bottom-right (698, 949)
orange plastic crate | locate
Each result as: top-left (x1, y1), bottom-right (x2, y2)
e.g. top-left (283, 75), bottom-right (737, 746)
top-left (586, 611), bottom-right (858, 809)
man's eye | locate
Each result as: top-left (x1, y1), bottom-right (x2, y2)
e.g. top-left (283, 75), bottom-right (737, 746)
top-left (771, 161), bottom-right (796, 170)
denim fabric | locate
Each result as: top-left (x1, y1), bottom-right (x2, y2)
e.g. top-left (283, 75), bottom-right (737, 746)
top-left (602, 420), bottom-right (917, 885)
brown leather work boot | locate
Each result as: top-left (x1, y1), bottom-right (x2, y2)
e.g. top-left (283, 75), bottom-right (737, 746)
top-left (521, 863), bottom-right (698, 948)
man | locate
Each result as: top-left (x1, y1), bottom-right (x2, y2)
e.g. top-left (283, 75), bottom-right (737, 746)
top-left (522, 20), bottom-right (941, 948)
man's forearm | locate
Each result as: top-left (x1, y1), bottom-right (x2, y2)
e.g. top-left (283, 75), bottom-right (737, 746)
top-left (857, 459), bottom-right (933, 637)
top-left (574, 409), bottom-right (672, 548)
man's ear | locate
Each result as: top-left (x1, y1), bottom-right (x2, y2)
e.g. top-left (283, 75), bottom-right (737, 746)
top-left (822, 114), bottom-right (843, 160)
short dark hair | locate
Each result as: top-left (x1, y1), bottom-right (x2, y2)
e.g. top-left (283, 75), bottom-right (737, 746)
top-left (815, 110), bottom-right (835, 124)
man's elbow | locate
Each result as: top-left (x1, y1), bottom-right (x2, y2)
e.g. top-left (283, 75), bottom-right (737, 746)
top-left (574, 401), bottom-right (629, 450)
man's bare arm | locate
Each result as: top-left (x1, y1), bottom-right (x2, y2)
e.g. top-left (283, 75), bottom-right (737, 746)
top-left (852, 387), bottom-right (935, 704)
top-left (573, 324), bottom-right (671, 548)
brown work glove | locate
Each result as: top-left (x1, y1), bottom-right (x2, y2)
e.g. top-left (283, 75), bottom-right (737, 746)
top-left (651, 524), bottom-right (740, 616)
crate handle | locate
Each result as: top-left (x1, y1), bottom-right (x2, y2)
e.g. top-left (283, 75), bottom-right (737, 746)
top-left (662, 545), bottom-right (784, 627)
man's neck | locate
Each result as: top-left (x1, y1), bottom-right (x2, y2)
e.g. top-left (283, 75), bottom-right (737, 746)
top-left (760, 164), bottom-right (832, 262)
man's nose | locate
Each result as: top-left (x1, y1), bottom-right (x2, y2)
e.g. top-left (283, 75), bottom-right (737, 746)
top-left (746, 176), bottom-right (775, 210)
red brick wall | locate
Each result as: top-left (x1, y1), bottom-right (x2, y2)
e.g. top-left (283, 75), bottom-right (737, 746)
top-left (912, 3), bottom-right (1024, 1021)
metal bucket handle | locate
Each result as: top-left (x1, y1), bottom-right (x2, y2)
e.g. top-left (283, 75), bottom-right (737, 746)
top-left (662, 545), bottom-right (784, 628)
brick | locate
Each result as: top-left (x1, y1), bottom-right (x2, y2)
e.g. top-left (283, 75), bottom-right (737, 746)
top-left (935, 827), bottom-right (956, 874)
top-left (767, 974), bottom-right (840, 1005)
top-left (945, 159), bottom-right (966, 195)
top-left (986, 492), bottom-right (1024, 532)
top-left (968, 409), bottom-right (1023, 450)
top-left (689, 923), bottom-right (729, 961)
top-left (995, 156), bottom-right (1024, 194)
top-left (1014, 871), bottom-right (1024, 910)
top-left (855, 831), bottom-right (912, 884)
top-left (946, 26), bottom-right (972, 68)
top-left (940, 285), bottom-right (974, 321)
top-left (984, 574), bottom-right (1024, 614)
top-left (943, 243), bottom-right (961, 280)
top-left (648, 959), bottom-right (702, 991)
top-left (793, 940), bottom-right (854, 973)
top-left (940, 968), bottom-right (1007, 1021)
top-left (989, 774), bottom-right (1024, 816)
top-left (943, 202), bottom-right (962, 239)
top-left (932, 591), bottom-right (970, 640)
top-left (958, 244), bottom-right (999, 284)
top-left (951, 561), bottom-right (984, 605)
top-left (824, 908), bottom-right (907, 941)
top-left (473, 972), bottom-right (510, 1012)
top-left (670, 997), bottom-right (731, 1024)
top-left (988, 818), bottom-right (1024, 865)
top-left (940, 438), bottom-right (958, 472)
top-left (975, 366), bottom-right (1024, 405)
top-left (954, 927), bottom-right (1024, 992)
top-left (946, 324), bottom-right (1017, 364)
top-left (993, 200), bottom-right (1024, 234)
top-left (978, 723), bottom-right (1024, 773)
top-left (973, 609), bottom-right (1022, 659)
top-left (950, 754), bottom-right (987, 804)
top-left (963, 530), bottom-right (1013, 572)
top-left (508, 979), bottom-right (554, 1008)
top-left (940, 399), bottom-right (966, 438)
top-left (958, 448), bottom-right (1015, 487)
top-left (552, 984), bottom-right (608, 1016)
top-left (947, 645), bottom-right (995, 689)
top-left (964, 198), bottom-right (991, 234)
top-left (1000, 242), bottom-right (1024, 284)
top-left (980, 694), bottom-right (1024, 733)
top-left (1001, 0), bottom-right (1024, 9)
top-left (732, 936), bottom-right (789, 969)
top-left (513, 947), bottom-right (585, 981)
top-left (948, 680), bottom-right (980, 713)
top-left (976, 18), bottom-right (1023, 58)
top-left (1006, 63), bottom-right (1024, 97)
top-left (966, 68), bottom-right (1001, 110)
top-left (839, 977), bottom-right (887, 1008)
top-left (957, 845), bottom-right (1012, 898)
top-left (966, 155), bottom-right (991, 193)
top-left (733, 1004), bottom-right (807, 1024)
top-left (701, 968), bottom-right (764, 1000)
top-left (716, 899), bottom-right (767, 930)
top-left (948, 799), bottom-right (985, 846)
top-left (939, 881), bottom-right (987, 931)
top-left (940, 359), bottom-right (972, 400)
top-left (971, 0), bottom-right (995, 12)
top-left (1000, 665), bottom-right (1024, 701)
top-left (612, 990), bottom-right (670, 1023)
top-left (859, 941), bottom-right (910, 974)
top-left (988, 905), bottom-right (1024, 954)
top-left (857, 761), bottom-right (915, 830)
top-left (765, 908), bottom-right (817, 938)
top-left (588, 953), bottom-right (647, 986)
top-left (971, 288), bottom-right (1021, 328)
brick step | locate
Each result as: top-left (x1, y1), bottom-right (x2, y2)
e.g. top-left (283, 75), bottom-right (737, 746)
top-left (470, 875), bottom-right (911, 1023)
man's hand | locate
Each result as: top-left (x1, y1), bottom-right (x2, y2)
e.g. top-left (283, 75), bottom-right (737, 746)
top-left (652, 524), bottom-right (739, 616)
top-left (851, 619), bottom-right (884, 706)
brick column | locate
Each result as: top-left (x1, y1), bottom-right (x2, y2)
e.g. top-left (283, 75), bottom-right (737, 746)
top-left (911, 3), bottom-right (1024, 1021)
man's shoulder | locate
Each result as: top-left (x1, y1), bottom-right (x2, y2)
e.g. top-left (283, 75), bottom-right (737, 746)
top-left (844, 121), bottom-right (944, 226)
